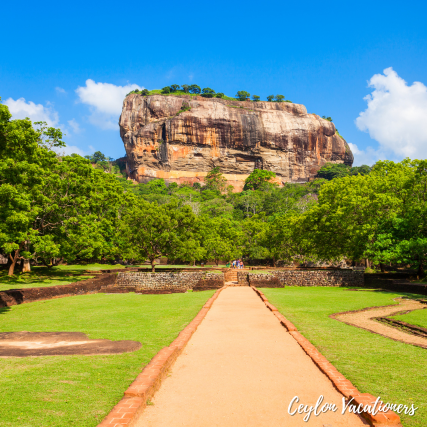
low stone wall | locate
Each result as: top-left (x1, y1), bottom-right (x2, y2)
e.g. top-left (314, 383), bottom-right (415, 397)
top-left (271, 270), bottom-right (364, 287)
top-left (239, 269), bottom-right (364, 288)
top-left (0, 274), bottom-right (117, 307)
top-left (237, 271), bottom-right (249, 286)
top-left (115, 271), bottom-right (224, 293)
top-left (248, 274), bottom-right (282, 288)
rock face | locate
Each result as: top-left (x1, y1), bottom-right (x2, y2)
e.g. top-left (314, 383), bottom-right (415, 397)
top-left (119, 94), bottom-right (353, 190)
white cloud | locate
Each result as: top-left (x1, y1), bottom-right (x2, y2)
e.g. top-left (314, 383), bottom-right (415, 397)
top-left (356, 67), bottom-right (427, 160)
top-left (347, 143), bottom-right (384, 166)
top-left (55, 87), bottom-right (66, 94)
top-left (75, 79), bottom-right (143, 130)
top-left (61, 145), bottom-right (87, 156)
top-left (4, 97), bottom-right (59, 127)
top-left (67, 118), bottom-right (81, 134)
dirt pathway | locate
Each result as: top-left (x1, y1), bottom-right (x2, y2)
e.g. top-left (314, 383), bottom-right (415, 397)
top-left (137, 287), bottom-right (367, 427)
top-left (333, 298), bottom-right (427, 348)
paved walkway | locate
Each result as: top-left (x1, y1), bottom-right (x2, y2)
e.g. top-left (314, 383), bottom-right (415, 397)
top-left (334, 297), bottom-right (427, 348)
top-left (137, 287), bottom-right (368, 427)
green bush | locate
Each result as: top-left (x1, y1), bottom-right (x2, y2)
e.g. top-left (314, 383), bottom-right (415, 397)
top-left (236, 90), bottom-right (250, 101)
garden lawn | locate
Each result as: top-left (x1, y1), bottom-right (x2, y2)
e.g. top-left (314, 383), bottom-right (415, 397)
top-left (391, 306), bottom-right (427, 329)
top-left (0, 290), bottom-right (215, 427)
top-left (0, 267), bottom-right (96, 292)
top-left (262, 287), bottom-right (427, 427)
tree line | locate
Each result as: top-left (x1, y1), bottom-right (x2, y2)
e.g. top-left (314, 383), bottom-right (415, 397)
top-left (127, 85), bottom-right (291, 102)
top-left (2, 98), bottom-right (425, 276)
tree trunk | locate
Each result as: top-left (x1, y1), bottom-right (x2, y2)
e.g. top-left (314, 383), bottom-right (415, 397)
top-left (380, 263), bottom-right (385, 273)
top-left (8, 251), bottom-right (20, 276)
top-left (151, 258), bottom-right (156, 273)
top-left (417, 261), bottom-right (424, 278)
top-left (193, 259), bottom-right (196, 266)
top-left (21, 259), bottom-right (31, 273)
top-left (365, 258), bottom-right (370, 269)
top-left (215, 259), bottom-right (219, 266)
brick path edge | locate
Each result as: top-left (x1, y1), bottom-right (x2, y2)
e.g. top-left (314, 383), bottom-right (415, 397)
top-left (97, 287), bottom-right (225, 427)
top-left (250, 286), bottom-right (403, 427)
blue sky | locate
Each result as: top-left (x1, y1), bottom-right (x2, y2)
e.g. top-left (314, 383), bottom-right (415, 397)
top-left (2, 0), bottom-right (427, 165)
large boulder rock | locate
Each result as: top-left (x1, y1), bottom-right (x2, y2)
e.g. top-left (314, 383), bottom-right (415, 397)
top-left (119, 94), bottom-right (353, 191)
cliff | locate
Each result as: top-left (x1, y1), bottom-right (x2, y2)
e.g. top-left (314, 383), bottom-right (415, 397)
top-left (119, 94), bottom-right (353, 190)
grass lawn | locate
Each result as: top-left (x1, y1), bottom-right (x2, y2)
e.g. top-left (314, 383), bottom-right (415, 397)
top-left (0, 264), bottom-right (225, 292)
top-left (0, 290), bottom-right (214, 427)
top-left (262, 287), bottom-right (427, 427)
top-left (391, 306), bottom-right (427, 329)
top-left (0, 267), bottom-right (96, 292)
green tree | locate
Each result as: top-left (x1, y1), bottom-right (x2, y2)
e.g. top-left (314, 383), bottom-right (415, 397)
top-left (118, 200), bottom-right (200, 271)
top-left (161, 86), bottom-right (171, 94)
top-left (252, 95), bottom-right (260, 102)
top-left (141, 89), bottom-right (150, 96)
top-left (204, 167), bottom-right (227, 193)
top-left (34, 121), bottom-right (66, 151)
top-left (365, 160), bottom-right (427, 275)
top-left (182, 84), bottom-right (190, 93)
top-left (189, 85), bottom-right (201, 94)
top-left (316, 163), bottom-right (351, 180)
top-left (244, 169), bottom-right (276, 190)
top-left (215, 93), bottom-right (224, 98)
top-left (263, 213), bottom-right (310, 266)
top-left (236, 91), bottom-right (250, 101)
top-left (202, 88), bottom-right (215, 98)
top-left (267, 95), bottom-right (275, 102)
top-left (275, 95), bottom-right (285, 102)
top-left (241, 215), bottom-right (269, 260)
top-left (170, 84), bottom-right (180, 92)
top-left (0, 100), bottom-right (126, 274)
top-left (322, 116), bottom-right (333, 122)
top-left (201, 217), bottom-right (242, 265)
top-left (302, 160), bottom-right (413, 264)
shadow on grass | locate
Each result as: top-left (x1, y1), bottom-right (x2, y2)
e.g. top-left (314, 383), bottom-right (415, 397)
top-left (0, 306), bottom-right (11, 315)
top-left (0, 267), bottom-right (93, 291)
top-left (342, 286), bottom-right (426, 300)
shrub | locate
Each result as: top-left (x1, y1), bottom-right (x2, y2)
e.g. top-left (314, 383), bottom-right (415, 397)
top-left (161, 86), bottom-right (171, 94)
top-left (215, 93), bottom-right (224, 98)
top-left (252, 95), bottom-right (260, 102)
top-left (275, 94), bottom-right (285, 102)
top-left (267, 95), bottom-right (274, 102)
top-left (176, 102), bottom-right (191, 115)
top-left (202, 87), bottom-right (215, 95)
top-left (236, 91), bottom-right (250, 101)
top-left (141, 89), bottom-right (149, 96)
top-left (189, 85), bottom-right (201, 94)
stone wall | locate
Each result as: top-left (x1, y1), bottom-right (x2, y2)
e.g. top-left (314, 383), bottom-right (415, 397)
top-left (115, 271), bottom-right (224, 293)
top-left (237, 271), bottom-right (249, 286)
top-left (247, 274), bottom-right (282, 288)
top-left (0, 274), bottom-right (117, 307)
top-left (239, 269), bottom-right (364, 288)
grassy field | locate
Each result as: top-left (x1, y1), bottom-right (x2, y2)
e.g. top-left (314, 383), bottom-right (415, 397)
top-left (391, 306), bottom-right (427, 329)
top-left (2, 265), bottom-right (336, 292)
top-left (0, 290), bottom-right (215, 426)
top-left (0, 267), bottom-right (95, 292)
top-left (262, 287), bottom-right (427, 427)
top-left (0, 264), bottom-right (225, 292)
